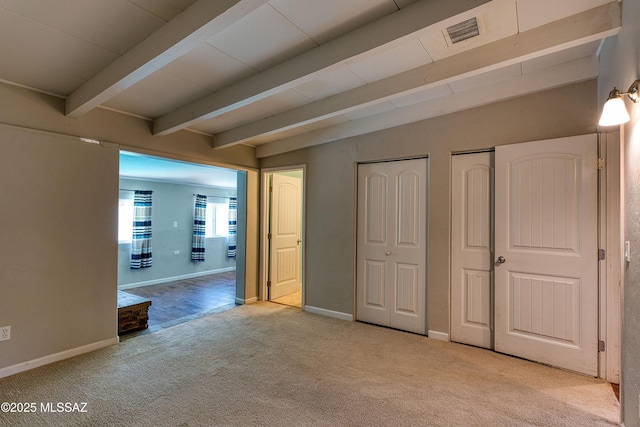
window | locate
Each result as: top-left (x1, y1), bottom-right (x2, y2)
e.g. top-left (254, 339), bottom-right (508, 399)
top-left (118, 197), bottom-right (134, 243)
top-left (206, 202), bottom-right (229, 238)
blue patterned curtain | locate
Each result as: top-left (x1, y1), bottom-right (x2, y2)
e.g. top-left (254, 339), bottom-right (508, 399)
top-left (192, 194), bottom-right (207, 262)
top-left (130, 190), bottom-right (153, 269)
top-left (227, 197), bottom-right (237, 258)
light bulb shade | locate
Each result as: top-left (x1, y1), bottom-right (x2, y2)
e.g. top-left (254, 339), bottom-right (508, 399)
top-left (599, 96), bottom-right (630, 126)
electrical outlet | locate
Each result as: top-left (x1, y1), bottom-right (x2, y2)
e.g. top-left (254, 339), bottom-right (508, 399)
top-left (0, 326), bottom-right (10, 341)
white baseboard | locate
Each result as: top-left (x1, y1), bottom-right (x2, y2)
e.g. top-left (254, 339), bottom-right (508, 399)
top-left (119, 267), bottom-right (236, 290)
top-left (235, 297), bottom-right (258, 305)
top-left (0, 337), bottom-right (119, 379)
top-left (304, 305), bottom-right (353, 321)
top-left (428, 330), bottom-right (449, 342)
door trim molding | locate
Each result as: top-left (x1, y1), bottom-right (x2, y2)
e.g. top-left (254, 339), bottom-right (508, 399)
top-left (598, 131), bottom-right (622, 383)
top-left (259, 165), bottom-right (306, 306)
top-left (357, 155), bottom-right (429, 165)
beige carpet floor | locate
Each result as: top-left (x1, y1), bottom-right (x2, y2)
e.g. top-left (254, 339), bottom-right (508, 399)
top-left (0, 302), bottom-right (619, 426)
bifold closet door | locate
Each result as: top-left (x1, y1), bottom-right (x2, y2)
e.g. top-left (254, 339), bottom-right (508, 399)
top-left (450, 152), bottom-right (493, 349)
top-left (356, 159), bottom-right (427, 334)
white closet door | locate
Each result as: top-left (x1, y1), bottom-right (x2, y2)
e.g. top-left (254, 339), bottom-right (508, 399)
top-left (356, 159), bottom-right (427, 334)
top-left (494, 135), bottom-right (598, 376)
top-left (451, 152), bottom-right (493, 349)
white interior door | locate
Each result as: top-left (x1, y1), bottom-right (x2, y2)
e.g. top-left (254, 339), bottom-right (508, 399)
top-left (451, 152), bottom-right (493, 349)
top-left (269, 174), bottom-right (302, 300)
top-left (356, 159), bottom-right (427, 335)
top-left (494, 135), bottom-right (598, 376)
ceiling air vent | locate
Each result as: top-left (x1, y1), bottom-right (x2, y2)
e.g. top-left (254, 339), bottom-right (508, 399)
top-left (445, 17), bottom-right (480, 45)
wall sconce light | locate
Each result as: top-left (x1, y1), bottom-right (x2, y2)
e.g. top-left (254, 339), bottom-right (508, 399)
top-left (599, 79), bottom-right (640, 126)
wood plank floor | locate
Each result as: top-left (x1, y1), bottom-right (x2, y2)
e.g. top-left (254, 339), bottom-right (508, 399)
top-left (119, 271), bottom-right (237, 339)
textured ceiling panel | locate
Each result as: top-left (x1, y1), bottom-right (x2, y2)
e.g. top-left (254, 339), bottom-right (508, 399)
top-left (206, 4), bottom-right (316, 71)
top-left (0, 0), bottom-right (169, 54)
top-left (269, 0), bottom-right (398, 45)
top-left (0, 9), bottom-right (119, 85)
top-left (129, 0), bottom-right (197, 21)
top-left (161, 43), bottom-right (257, 93)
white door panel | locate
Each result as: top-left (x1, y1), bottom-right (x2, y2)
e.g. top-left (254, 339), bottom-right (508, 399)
top-left (357, 159), bottom-right (427, 334)
top-left (451, 153), bottom-right (493, 348)
top-left (495, 134), bottom-right (598, 376)
top-left (270, 174), bottom-right (302, 300)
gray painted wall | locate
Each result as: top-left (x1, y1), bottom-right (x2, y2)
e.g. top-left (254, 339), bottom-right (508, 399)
top-left (0, 82), bottom-right (260, 373)
top-left (238, 169), bottom-right (260, 302)
top-left (117, 178), bottom-right (236, 287)
top-left (0, 124), bottom-right (119, 368)
top-left (0, 83), bottom-right (258, 170)
top-left (260, 80), bottom-right (597, 334)
top-left (598, 0), bottom-right (640, 424)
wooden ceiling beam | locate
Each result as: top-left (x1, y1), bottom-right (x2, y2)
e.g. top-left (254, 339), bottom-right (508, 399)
top-left (256, 56), bottom-right (600, 158)
top-left (152, 0), bottom-right (493, 136)
top-left (65, 0), bottom-right (267, 118)
top-left (216, 2), bottom-right (620, 149)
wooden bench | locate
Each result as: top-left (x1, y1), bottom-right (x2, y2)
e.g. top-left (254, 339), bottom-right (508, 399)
top-left (117, 291), bottom-right (152, 335)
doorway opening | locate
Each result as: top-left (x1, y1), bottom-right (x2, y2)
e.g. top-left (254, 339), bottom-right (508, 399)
top-left (117, 151), bottom-right (245, 337)
top-left (261, 167), bottom-right (305, 308)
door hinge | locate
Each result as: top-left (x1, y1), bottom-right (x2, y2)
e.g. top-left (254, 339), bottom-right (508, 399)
top-left (599, 249), bottom-right (606, 260)
top-left (597, 158), bottom-right (605, 170)
top-left (268, 233), bottom-right (272, 240)
top-left (599, 340), bottom-right (606, 352)
top-left (269, 185), bottom-right (273, 193)
top-left (267, 280), bottom-right (271, 288)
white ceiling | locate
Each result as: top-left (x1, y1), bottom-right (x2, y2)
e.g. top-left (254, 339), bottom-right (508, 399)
top-left (0, 0), bottom-right (621, 160)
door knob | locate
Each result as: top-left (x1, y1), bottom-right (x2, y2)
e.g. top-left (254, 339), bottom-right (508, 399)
top-left (385, 251), bottom-right (392, 256)
top-left (496, 256), bottom-right (506, 265)
top-left (297, 239), bottom-right (302, 244)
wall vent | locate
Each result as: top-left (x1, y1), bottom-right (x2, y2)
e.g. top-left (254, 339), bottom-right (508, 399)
top-left (445, 17), bottom-right (480, 44)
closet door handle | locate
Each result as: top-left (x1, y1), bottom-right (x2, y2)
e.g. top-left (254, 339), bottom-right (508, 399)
top-left (385, 251), bottom-right (392, 256)
top-left (496, 256), bottom-right (506, 265)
